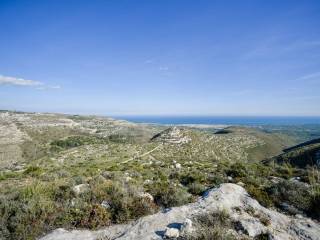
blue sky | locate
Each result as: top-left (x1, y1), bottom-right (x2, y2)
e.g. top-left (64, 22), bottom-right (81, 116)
top-left (0, 0), bottom-right (320, 116)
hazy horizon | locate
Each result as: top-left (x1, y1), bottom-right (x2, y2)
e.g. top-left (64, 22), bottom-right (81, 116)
top-left (1, 0), bottom-right (320, 115)
top-left (3, 108), bottom-right (320, 118)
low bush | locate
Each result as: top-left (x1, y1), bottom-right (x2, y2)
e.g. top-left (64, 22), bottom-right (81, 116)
top-left (50, 135), bottom-right (108, 151)
top-left (0, 179), bottom-right (159, 239)
top-left (23, 165), bottom-right (43, 177)
top-left (0, 183), bottom-right (56, 239)
top-left (225, 162), bottom-right (247, 178)
top-left (53, 183), bottom-right (74, 202)
top-left (96, 182), bottom-right (157, 223)
top-left (0, 171), bottom-right (21, 181)
top-left (180, 171), bottom-right (205, 186)
top-left (151, 182), bottom-right (191, 208)
top-left (254, 233), bottom-right (271, 240)
top-left (187, 182), bottom-right (206, 195)
top-left (62, 203), bottom-right (111, 229)
top-left (309, 194), bottom-right (320, 220)
top-left (266, 179), bottom-right (320, 220)
top-left (267, 180), bottom-right (312, 212)
top-left (206, 173), bottom-right (225, 187)
top-left (182, 210), bottom-right (235, 240)
top-left (246, 184), bottom-right (273, 208)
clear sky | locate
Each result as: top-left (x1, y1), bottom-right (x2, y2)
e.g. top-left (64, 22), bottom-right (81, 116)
top-left (0, 0), bottom-right (320, 116)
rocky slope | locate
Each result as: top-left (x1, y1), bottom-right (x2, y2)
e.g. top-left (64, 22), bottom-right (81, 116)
top-left (40, 183), bottom-right (320, 240)
top-left (151, 127), bottom-right (191, 144)
top-left (0, 111), bottom-right (161, 170)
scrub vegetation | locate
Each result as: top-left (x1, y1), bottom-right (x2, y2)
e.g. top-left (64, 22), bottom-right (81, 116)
top-left (0, 111), bottom-right (320, 239)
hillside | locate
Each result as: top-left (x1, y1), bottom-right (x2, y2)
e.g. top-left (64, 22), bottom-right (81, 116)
top-left (0, 111), bottom-right (320, 240)
top-left (271, 138), bottom-right (320, 168)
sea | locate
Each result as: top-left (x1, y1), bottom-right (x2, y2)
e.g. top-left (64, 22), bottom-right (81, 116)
top-left (112, 116), bottom-right (320, 126)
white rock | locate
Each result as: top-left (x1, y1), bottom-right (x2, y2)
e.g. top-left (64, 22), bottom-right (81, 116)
top-left (40, 184), bottom-right (320, 240)
top-left (269, 176), bottom-right (281, 184)
top-left (72, 184), bottom-right (89, 195)
top-left (180, 218), bottom-right (193, 234)
top-left (164, 227), bottom-right (180, 238)
top-left (125, 176), bottom-right (132, 182)
top-left (237, 181), bottom-right (245, 187)
top-left (143, 179), bottom-right (153, 185)
top-left (101, 200), bottom-right (111, 209)
top-left (236, 218), bottom-right (267, 237)
top-left (290, 176), bottom-right (301, 182)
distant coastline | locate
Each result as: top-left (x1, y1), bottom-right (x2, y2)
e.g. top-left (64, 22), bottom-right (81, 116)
top-left (112, 116), bottom-right (320, 126)
top-left (2, 110), bottom-right (320, 126)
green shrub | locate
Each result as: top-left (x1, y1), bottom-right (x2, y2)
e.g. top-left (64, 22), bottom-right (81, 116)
top-left (206, 173), bottom-right (225, 187)
top-left (268, 180), bottom-right (312, 212)
top-left (183, 210), bottom-right (235, 240)
top-left (246, 184), bottom-right (273, 207)
top-left (72, 175), bottom-right (86, 185)
top-left (225, 162), bottom-right (247, 178)
top-left (187, 182), bottom-right (206, 195)
top-left (180, 171), bottom-right (205, 186)
top-left (0, 185), bottom-right (57, 240)
top-left (309, 194), bottom-right (320, 220)
top-left (96, 182), bottom-right (157, 223)
top-left (152, 182), bottom-right (191, 208)
top-left (23, 166), bottom-right (43, 177)
top-left (57, 201), bottom-right (111, 229)
top-left (53, 183), bottom-right (74, 202)
top-left (50, 135), bottom-right (108, 151)
top-left (86, 204), bottom-right (111, 229)
top-left (0, 171), bottom-right (20, 181)
top-left (254, 233), bottom-right (270, 240)
top-left (130, 197), bottom-right (157, 218)
top-left (275, 163), bottom-right (297, 179)
top-left (50, 136), bottom-right (83, 149)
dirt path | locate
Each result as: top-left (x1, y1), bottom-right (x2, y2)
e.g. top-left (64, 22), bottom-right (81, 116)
top-left (120, 144), bottom-right (162, 164)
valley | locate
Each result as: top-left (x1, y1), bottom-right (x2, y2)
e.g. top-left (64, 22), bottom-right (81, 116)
top-left (0, 111), bottom-right (320, 240)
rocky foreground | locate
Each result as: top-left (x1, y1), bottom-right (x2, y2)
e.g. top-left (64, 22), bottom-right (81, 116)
top-left (40, 183), bottom-right (320, 240)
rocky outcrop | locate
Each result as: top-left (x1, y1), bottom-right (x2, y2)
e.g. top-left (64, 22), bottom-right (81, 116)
top-left (40, 184), bottom-right (320, 240)
top-left (151, 127), bottom-right (191, 144)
